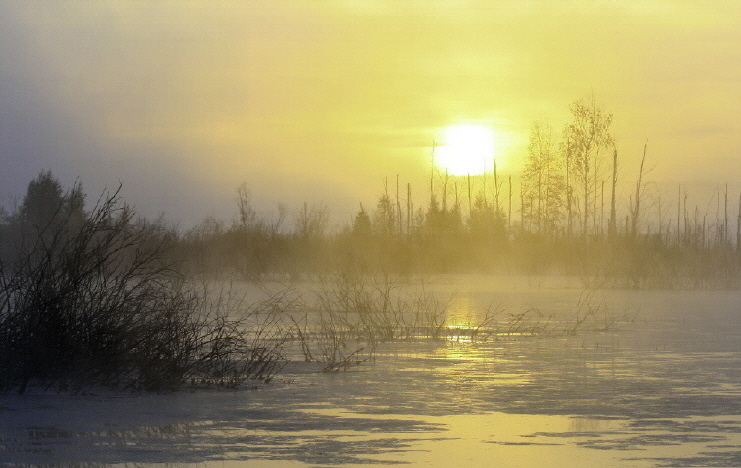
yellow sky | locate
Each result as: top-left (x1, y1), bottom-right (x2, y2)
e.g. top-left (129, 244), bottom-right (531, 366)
top-left (1, 1), bottom-right (740, 225)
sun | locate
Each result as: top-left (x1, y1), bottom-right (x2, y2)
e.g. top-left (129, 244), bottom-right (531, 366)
top-left (434, 124), bottom-right (496, 176)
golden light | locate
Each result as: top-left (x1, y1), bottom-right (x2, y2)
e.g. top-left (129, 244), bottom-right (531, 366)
top-left (434, 124), bottom-right (496, 176)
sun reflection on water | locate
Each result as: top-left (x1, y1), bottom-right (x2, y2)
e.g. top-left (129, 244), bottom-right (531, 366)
top-left (444, 295), bottom-right (488, 342)
top-left (432, 294), bottom-right (533, 389)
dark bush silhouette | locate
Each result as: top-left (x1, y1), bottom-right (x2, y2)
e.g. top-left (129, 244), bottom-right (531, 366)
top-left (0, 184), bottom-right (284, 394)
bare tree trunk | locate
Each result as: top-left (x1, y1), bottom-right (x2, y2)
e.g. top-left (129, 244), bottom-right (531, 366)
top-left (454, 182), bottom-right (459, 211)
top-left (724, 183), bottom-right (729, 246)
top-left (609, 148), bottom-right (618, 239)
top-left (493, 160), bottom-right (500, 214)
top-left (600, 180), bottom-right (604, 237)
top-left (520, 182), bottom-right (525, 231)
top-left (630, 143), bottom-right (648, 238)
top-left (396, 175), bottom-right (402, 237)
top-left (430, 143), bottom-right (435, 200)
top-left (677, 184), bottom-right (682, 246)
top-left (583, 170), bottom-right (589, 238)
top-left (593, 151), bottom-right (599, 235)
top-left (684, 192), bottom-right (688, 246)
top-left (566, 149), bottom-right (573, 239)
top-left (508, 175), bottom-right (512, 231)
top-left (737, 193), bottom-right (741, 251)
top-left (407, 183), bottom-right (411, 236)
top-left (537, 173), bottom-right (543, 234)
top-left (442, 172), bottom-right (448, 212)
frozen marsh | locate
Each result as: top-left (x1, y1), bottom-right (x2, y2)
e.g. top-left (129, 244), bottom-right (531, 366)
top-left (2, 275), bottom-right (741, 467)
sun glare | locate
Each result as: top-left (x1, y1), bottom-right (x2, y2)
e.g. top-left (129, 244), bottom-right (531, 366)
top-left (434, 124), bottom-right (496, 176)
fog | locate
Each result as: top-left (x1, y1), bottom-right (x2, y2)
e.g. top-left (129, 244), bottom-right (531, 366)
top-left (2, 1), bottom-right (741, 226)
top-left (3, 2), bottom-right (741, 466)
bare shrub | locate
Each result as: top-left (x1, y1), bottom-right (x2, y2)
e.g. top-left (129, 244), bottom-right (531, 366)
top-left (289, 312), bottom-right (375, 372)
top-left (565, 289), bottom-right (638, 335)
top-left (0, 187), bottom-right (285, 394)
top-left (282, 271), bottom-right (448, 372)
top-left (313, 271), bottom-right (449, 341)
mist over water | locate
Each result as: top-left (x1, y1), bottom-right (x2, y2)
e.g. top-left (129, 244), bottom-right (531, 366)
top-left (3, 2), bottom-right (741, 465)
top-left (2, 275), bottom-right (741, 467)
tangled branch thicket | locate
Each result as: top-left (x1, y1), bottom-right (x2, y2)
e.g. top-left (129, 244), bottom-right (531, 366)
top-left (0, 188), bottom-right (284, 394)
top-left (283, 271), bottom-right (638, 371)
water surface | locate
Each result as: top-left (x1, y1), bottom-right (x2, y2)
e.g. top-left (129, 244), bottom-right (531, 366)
top-left (2, 275), bottom-right (741, 467)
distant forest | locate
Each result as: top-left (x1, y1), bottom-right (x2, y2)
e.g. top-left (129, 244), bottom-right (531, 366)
top-left (3, 96), bottom-right (741, 289)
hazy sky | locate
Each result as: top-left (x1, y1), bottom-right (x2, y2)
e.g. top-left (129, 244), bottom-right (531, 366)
top-left (2, 1), bottom-right (740, 228)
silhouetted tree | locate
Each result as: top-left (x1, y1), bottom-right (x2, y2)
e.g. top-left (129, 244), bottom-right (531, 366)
top-left (373, 193), bottom-right (396, 237)
top-left (352, 204), bottom-right (373, 239)
top-left (468, 194), bottom-right (502, 237)
top-left (608, 148), bottom-right (619, 239)
top-left (10, 171), bottom-right (87, 254)
top-left (296, 202), bottom-right (329, 241)
top-left (17, 171), bottom-right (67, 228)
top-left (628, 142), bottom-right (650, 239)
top-left (522, 122), bottom-right (565, 237)
top-left (236, 183), bottom-right (262, 231)
top-left (562, 95), bottom-right (613, 237)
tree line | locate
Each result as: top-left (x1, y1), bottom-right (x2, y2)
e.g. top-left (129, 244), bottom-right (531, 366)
top-left (3, 96), bottom-right (741, 288)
